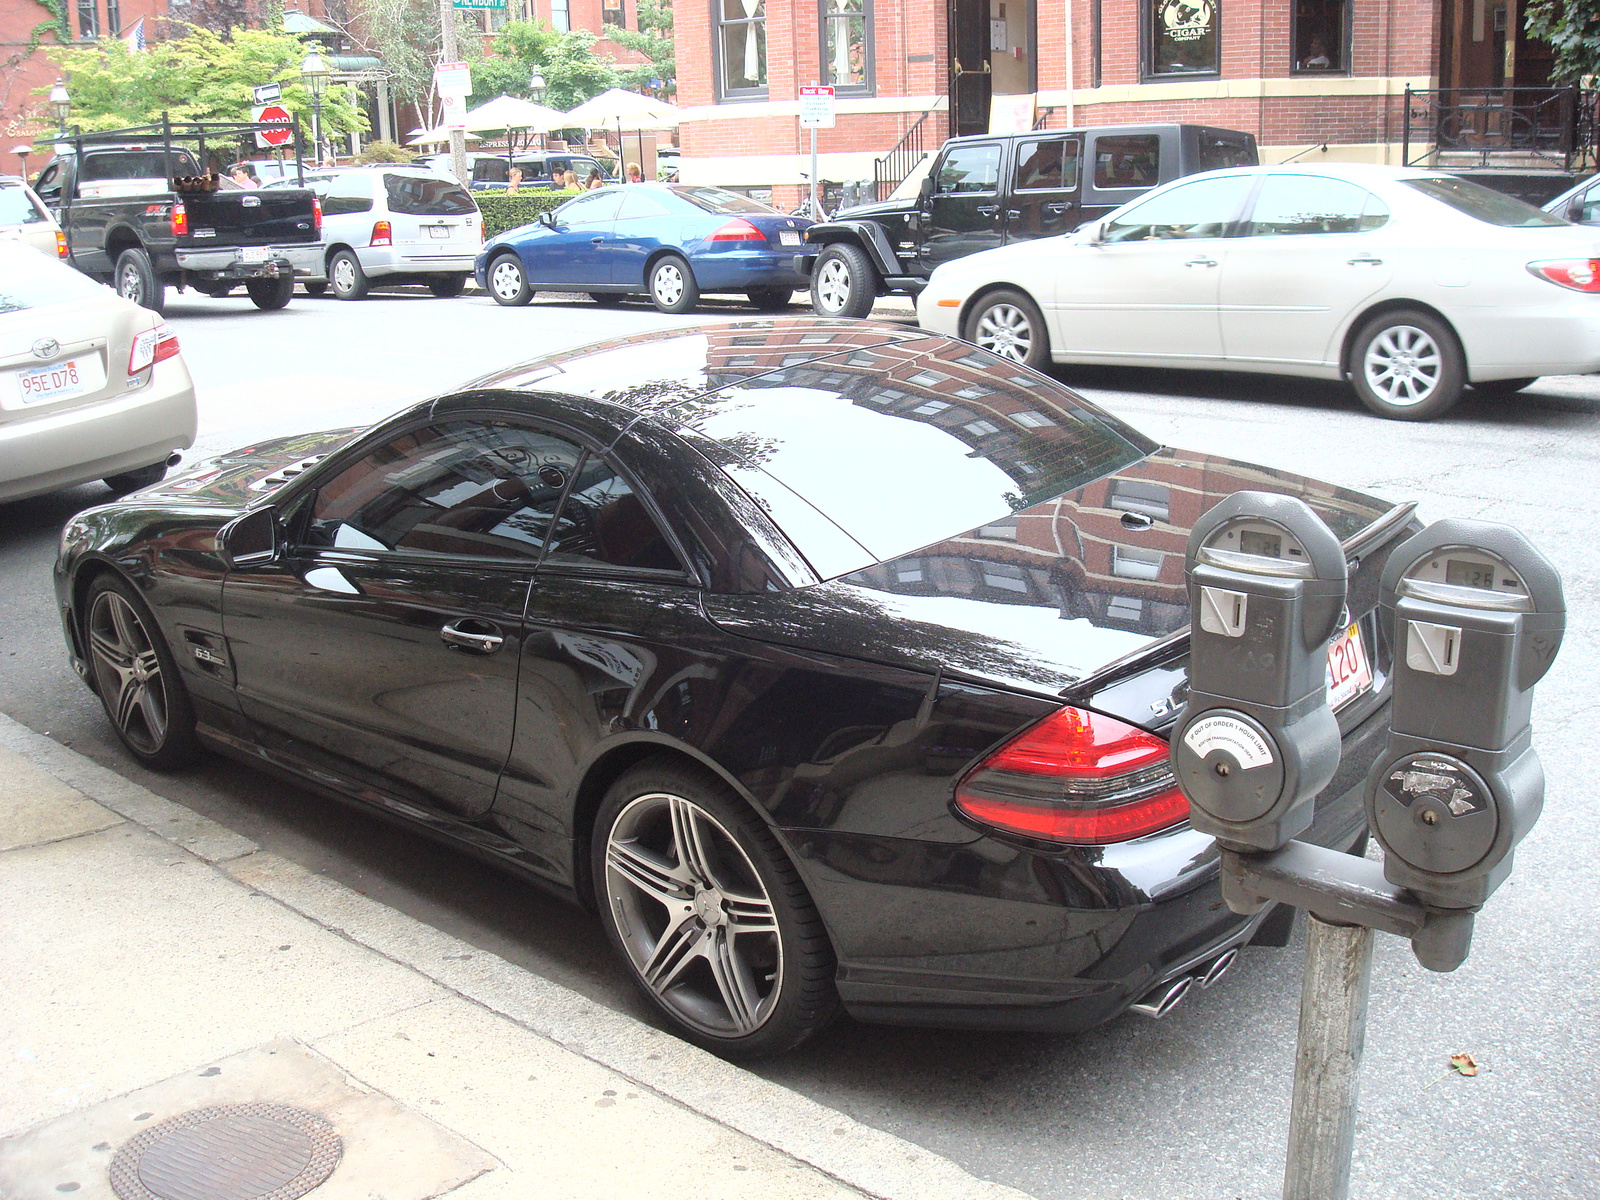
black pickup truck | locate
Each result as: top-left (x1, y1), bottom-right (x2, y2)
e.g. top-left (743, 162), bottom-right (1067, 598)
top-left (798, 123), bottom-right (1257, 318)
top-left (31, 120), bottom-right (322, 314)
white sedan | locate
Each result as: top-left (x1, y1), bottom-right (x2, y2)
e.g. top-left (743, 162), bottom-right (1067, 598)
top-left (1, 241), bottom-right (197, 502)
top-left (916, 164), bottom-right (1600, 420)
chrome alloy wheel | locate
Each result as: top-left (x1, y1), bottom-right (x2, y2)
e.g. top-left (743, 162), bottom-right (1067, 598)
top-left (815, 256), bottom-right (852, 313)
top-left (1362, 324), bottom-right (1442, 408)
top-left (604, 792), bottom-right (782, 1038)
top-left (490, 257), bottom-right (524, 302)
top-left (973, 302), bottom-right (1033, 362)
top-left (652, 261), bottom-right (685, 307)
top-left (332, 256), bottom-right (358, 294)
top-left (87, 591), bottom-right (169, 757)
top-left (117, 262), bottom-right (146, 306)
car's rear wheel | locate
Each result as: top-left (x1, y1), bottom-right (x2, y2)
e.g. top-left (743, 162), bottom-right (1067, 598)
top-left (747, 287), bottom-right (794, 312)
top-left (1348, 310), bottom-right (1465, 421)
top-left (809, 244), bottom-right (876, 319)
top-left (648, 255), bottom-right (699, 314)
top-left (964, 289), bottom-right (1051, 370)
top-left (246, 274), bottom-right (295, 310)
top-left (591, 292), bottom-right (625, 307)
top-left (303, 281), bottom-right (328, 297)
top-left (115, 248), bottom-right (165, 314)
top-left (103, 462), bottom-right (167, 494)
top-left (1472, 376), bottom-right (1538, 397)
top-left (83, 574), bottom-right (198, 770)
top-left (593, 758), bottom-right (839, 1058)
top-left (428, 274), bottom-right (468, 298)
top-left (488, 253), bottom-right (532, 306)
top-left (329, 250), bottom-right (370, 301)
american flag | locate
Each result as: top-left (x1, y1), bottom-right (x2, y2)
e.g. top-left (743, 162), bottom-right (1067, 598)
top-left (123, 17), bottom-right (145, 52)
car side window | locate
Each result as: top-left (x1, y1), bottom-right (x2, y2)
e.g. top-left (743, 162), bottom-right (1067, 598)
top-left (1013, 138), bottom-right (1080, 191)
top-left (555, 191), bottom-right (624, 224)
top-left (33, 163), bottom-right (61, 202)
top-left (543, 454), bottom-right (687, 576)
top-left (617, 189), bottom-right (673, 219)
top-left (1101, 174), bottom-right (1253, 242)
top-left (322, 173), bottom-right (374, 216)
top-left (1092, 134), bottom-right (1161, 189)
top-left (303, 420), bottom-right (584, 561)
top-left (1243, 175), bottom-right (1389, 236)
top-left (936, 143), bottom-right (1002, 195)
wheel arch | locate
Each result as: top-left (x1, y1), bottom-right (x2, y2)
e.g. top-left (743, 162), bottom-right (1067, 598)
top-left (959, 281), bottom-right (1048, 342)
top-left (1338, 298), bottom-right (1469, 379)
top-left (642, 246), bottom-right (692, 288)
top-left (808, 222), bottom-right (898, 278)
top-left (105, 226), bottom-right (144, 263)
top-left (68, 555), bottom-right (151, 693)
top-left (323, 242), bottom-right (358, 270)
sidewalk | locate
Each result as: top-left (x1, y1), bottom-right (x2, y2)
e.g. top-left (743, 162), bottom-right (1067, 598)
top-left (0, 713), bottom-right (1035, 1200)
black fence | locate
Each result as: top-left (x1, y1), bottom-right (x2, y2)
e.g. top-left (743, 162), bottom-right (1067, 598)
top-left (872, 110), bottom-right (934, 201)
top-left (1403, 86), bottom-right (1600, 172)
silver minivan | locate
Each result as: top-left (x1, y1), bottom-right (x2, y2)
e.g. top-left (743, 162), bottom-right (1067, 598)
top-left (267, 166), bottom-right (481, 299)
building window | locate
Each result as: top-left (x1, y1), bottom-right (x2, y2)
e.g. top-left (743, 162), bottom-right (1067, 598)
top-left (821, 0), bottom-right (872, 94)
top-left (77, 0), bottom-right (98, 38)
top-left (550, 0), bottom-right (570, 30)
top-left (1146, 0), bottom-right (1219, 78)
top-left (603, 0), bottom-right (625, 28)
top-left (106, 0), bottom-right (119, 35)
top-left (1293, 0), bottom-right (1348, 73)
top-left (717, 0), bottom-right (768, 99)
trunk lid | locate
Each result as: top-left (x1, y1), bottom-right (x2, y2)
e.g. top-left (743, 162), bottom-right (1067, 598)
top-left (0, 294), bottom-right (148, 425)
top-left (179, 189), bottom-right (320, 246)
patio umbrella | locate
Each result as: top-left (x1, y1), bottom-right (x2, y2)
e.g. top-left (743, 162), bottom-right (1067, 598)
top-left (407, 126), bottom-right (482, 147)
top-left (563, 88), bottom-right (680, 130)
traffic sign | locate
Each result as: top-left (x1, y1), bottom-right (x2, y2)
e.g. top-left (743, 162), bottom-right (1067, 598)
top-left (440, 92), bottom-right (468, 131)
top-left (799, 84), bottom-right (836, 129)
top-left (252, 82), bottom-right (282, 104)
top-left (433, 61), bottom-right (472, 99)
top-left (251, 103), bottom-right (293, 149)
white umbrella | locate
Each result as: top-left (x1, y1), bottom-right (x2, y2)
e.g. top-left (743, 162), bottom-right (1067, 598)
top-left (563, 88), bottom-right (680, 130)
top-left (463, 93), bottom-right (570, 135)
top-left (407, 125), bottom-right (482, 147)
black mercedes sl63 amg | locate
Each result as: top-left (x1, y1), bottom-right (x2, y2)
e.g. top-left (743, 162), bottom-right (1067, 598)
top-left (54, 319), bottom-right (1414, 1057)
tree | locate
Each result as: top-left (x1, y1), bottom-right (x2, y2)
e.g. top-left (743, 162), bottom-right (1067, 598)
top-left (350, 0), bottom-right (481, 112)
top-left (468, 21), bottom-right (619, 111)
top-left (46, 26), bottom-right (366, 138)
top-left (1525, 0), bottom-right (1600, 83)
top-left (608, 0), bottom-right (673, 99)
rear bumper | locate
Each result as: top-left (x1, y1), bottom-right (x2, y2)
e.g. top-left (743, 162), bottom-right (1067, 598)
top-left (692, 248), bottom-right (809, 292)
top-left (359, 245), bottom-right (478, 279)
top-left (0, 361), bottom-right (197, 502)
top-left (174, 243), bottom-right (321, 279)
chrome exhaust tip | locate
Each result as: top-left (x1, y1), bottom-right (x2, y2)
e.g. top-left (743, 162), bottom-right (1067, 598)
top-left (1129, 974), bottom-right (1195, 1019)
top-left (1199, 947), bottom-right (1240, 989)
top-left (167, 452), bottom-right (183, 467)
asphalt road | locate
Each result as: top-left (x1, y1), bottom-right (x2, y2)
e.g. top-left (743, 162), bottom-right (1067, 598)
top-left (4, 285), bottom-right (1598, 1200)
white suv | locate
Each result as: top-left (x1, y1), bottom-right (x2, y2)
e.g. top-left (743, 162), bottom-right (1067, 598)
top-left (267, 166), bottom-right (481, 300)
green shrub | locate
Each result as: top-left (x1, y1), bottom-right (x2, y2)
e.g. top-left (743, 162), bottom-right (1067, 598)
top-left (475, 191), bottom-right (569, 238)
top-left (356, 140), bottom-right (416, 164)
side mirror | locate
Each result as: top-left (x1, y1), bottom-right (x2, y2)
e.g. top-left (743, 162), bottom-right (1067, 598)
top-left (538, 209), bottom-right (557, 228)
top-left (1567, 196), bottom-right (1586, 222)
top-left (918, 175), bottom-right (935, 202)
top-left (1084, 219), bottom-right (1107, 245)
top-left (218, 507), bottom-right (279, 568)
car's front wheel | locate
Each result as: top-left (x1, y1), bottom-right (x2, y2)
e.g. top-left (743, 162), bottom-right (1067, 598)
top-left (964, 289), bottom-right (1051, 370)
top-left (83, 573), bottom-right (199, 770)
top-left (593, 758), bottom-right (839, 1058)
top-left (488, 253), bottom-right (532, 306)
top-left (303, 281), bottom-right (328, 297)
top-left (648, 255), bottom-right (700, 314)
top-left (115, 248), bottom-right (165, 314)
top-left (591, 292), bottom-right (625, 307)
top-left (328, 250), bottom-right (370, 301)
top-left (1348, 310), bottom-right (1465, 421)
top-left (809, 244), bottom-right (876, 319)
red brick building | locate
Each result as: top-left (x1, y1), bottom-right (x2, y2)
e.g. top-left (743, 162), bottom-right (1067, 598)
top-left (674, 0), bottom-right (1563, 206)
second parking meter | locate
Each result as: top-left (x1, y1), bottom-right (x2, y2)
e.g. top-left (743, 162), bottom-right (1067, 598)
top-left (1173, 493), bottom-right (1349, 851)
top-left (1365, 519), bottom-right (1564, 968)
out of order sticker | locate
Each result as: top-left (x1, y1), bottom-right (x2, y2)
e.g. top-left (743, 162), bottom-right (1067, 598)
top-left (1181, 714), bottom-right (1275, 770)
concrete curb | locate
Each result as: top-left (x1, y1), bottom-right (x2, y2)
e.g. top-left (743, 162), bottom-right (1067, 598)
top-left (0, 713), bottom-right (1033, 1200)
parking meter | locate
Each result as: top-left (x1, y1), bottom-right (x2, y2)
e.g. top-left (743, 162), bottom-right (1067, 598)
top-left (1365, 519), bottom-right (1563, 968)
top-left (1173, 493), bottom-right (1349, 851)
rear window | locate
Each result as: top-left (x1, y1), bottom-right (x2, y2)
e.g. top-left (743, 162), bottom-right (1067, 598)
top-left (80, 150), bottom-right (200, 181)
top-left (1198, 132), bottom-right (1255, 171)
top-left (0, 246), bottom-right (110, 314)
top-left (384, 174), bottom-right (477, 216)
top-left (1093, 134), bottom-right (1161, 189)
top-left (1404, 176), bottom-right (1568, 227)
top-left (0, 184), bottom-right (47, 225)
top-left (672, 185), bottom-right (778, 214)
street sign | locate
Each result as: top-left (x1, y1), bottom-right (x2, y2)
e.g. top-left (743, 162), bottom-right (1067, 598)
top-left (251, 103), bottom-right (294, 150)
top-left (798, 84), bottom-right (836, 129)
top-left (252, 82), bottom-right (282, 104)
top-left (440, 91), bottom-right (468, 131)
top-left (433, 61), bottom-right (472, 99)
top-left (453, 0), bottom-right (506, 8)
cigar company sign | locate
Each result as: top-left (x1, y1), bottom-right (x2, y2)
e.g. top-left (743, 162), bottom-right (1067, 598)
top-left (1158, 0), bottom-right (1213, 42)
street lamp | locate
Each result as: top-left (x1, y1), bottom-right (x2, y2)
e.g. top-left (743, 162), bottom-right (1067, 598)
top-left (529, 68), bottom-right (548, 150)
top-left (48, 82), bottom-right (70, 135)
top-left (11, 145), bottom-right (33, 182)
top-left (300, 50), bottom-right (331, 165)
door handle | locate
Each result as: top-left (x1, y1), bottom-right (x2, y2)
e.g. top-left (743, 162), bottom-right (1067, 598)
top-left (1006, 209), bottom-right (1022, 220)
top-left (590, 237), bottom-right (604, 245)
top-left (440, 619), bottom-right (504, 654)
top-left (1347, 255), bottom-right (1384, 266)
top-left (1046, 202), bottom-right (1071, 213)
top-left (976, 205), bottom-right (1000, 216)
top-left (1185, 257), bottom-right (1218, 268)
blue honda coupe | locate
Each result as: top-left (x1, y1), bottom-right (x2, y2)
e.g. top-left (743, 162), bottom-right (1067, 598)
top-left (475, 184), bottom-right (814, 314)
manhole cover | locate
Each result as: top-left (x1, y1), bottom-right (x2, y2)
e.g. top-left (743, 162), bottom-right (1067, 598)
top-left (109, 1103), bottom-right (342, 1200)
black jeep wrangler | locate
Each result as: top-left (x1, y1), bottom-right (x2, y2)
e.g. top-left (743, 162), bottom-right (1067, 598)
top-left (796, 123), bottom-right (1256, 318)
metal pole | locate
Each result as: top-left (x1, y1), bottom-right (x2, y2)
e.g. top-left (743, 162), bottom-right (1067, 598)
top-left (312, 96), bottom-right (323, 166)
top-left (810, 125), bottom-right (819, 218)
top-left (437, 0), bottom-right (469, 187)
top-left (1283, 915), bottom-right (1375, 1200)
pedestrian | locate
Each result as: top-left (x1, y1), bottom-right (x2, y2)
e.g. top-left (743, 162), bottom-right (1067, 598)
top-left (228, 163), bottom-right (259, 188)
top-left (626, 162), bottom-right (642, 184)
top-left (560, 169), bottom-right (581, 192)
top-left (586, 167), bottom-right (604, 190)
top-left (506, 166), bottom-right (523, 195)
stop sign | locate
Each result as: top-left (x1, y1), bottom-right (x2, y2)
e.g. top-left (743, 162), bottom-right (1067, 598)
top-left (251, 103), bottom-right (293, 148)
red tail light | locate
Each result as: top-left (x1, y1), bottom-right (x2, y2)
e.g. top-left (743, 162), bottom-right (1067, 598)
top-left (370, 219), bottom-right (392, 247)
top-left (170, 202), bottom-right (188, 237)
top-left (1527, 258), bottom-right (1600, 292)
top-left (55, 230), bottom-right (68, 258)
top-left (709, 218), bottom-right (766, 242)
top-left (954, 707), bottom-right (1190, 844)
top-left (313, 195), bottom-right (323, 233)
top-left (128, 323), bottom-right (180, 374)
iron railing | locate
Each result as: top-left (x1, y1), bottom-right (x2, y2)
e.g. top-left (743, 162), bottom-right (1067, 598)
top-left (872, 109), bottom-right (935, 201)
top-left (1402, 86), bottom-right (1600, 172)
